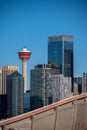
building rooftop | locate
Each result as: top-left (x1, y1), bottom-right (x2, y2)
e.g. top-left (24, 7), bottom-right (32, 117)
top-left (48, 35), bottom-right (73, 42)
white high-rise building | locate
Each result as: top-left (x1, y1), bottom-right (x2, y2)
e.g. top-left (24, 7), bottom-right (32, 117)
top-left (52, 74), bottom-right (72, 102)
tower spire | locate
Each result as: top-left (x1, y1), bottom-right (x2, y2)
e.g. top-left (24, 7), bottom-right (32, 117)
top-left (24, 42), bottom-right (26, 48)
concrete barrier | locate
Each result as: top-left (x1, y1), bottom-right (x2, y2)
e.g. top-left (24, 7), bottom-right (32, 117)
top-left (0, 94), bottom-right (87, 130)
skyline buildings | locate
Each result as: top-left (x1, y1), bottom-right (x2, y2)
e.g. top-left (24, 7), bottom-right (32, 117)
top-left (48, 35), bottom-right (73, 91)
top-left (0, 0), bottom-right (87, 122)
top-left (0, 35), bottom-right (85, 94)
top-left (0, 32), bottom-right (86, 119)
top-left (30, 63), bottom-right (72, 111)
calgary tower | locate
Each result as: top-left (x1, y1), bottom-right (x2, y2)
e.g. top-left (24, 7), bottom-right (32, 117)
top-left (18, 46), bottom-right (32, 93)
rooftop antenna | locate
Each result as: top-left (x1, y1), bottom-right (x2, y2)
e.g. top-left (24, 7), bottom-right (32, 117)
top-left (24, 42), bottom-right (27, 48)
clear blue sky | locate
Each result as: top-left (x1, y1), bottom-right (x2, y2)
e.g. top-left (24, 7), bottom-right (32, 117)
top-left (0, 0), bottom-right (87, 78)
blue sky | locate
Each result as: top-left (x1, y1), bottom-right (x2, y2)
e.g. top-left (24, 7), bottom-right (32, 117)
top-left (0, 0), bottom-right (87, 79)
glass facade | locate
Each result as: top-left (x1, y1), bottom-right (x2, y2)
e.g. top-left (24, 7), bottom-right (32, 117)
top-left (64, 41), bottom-right (73, 77)
top-left (74, 76), bottom-right (82, 94)
top-left (48, 42), bottom-right (62, 73)
top-left (6, 72), bottom-right (24, 117)
top-left (48, 35), bottom-right (73, 91)
top-left (24, 90), bottom-right (30, 112)
top-left (30, 64), bottom-right (53, 111)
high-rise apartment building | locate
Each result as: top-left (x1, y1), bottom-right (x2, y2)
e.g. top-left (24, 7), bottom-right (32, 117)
top-left (52, 74), bottom-right (71, 102)
top-left (82, 73), bottom-right (87, 93)
top-left (30, 64), bottom-right (53, 110)
top-left (1, 66), bottom-right (19, 94)
top-left (48, 35), bottom-right (74, 91)
top-left (6, 71), bottom-right (24, 117)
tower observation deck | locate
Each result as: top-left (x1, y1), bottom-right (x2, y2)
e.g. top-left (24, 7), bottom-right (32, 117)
top-left (18, 46), bottom-right (31, 93)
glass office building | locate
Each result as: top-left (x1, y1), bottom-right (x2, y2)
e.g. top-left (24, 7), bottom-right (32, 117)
top-left (48, 35), bottom-right (74, 91)
top-left (6, 72), bottom-right (24, 117)
top-left (30, 64), bottom-right (53, 111)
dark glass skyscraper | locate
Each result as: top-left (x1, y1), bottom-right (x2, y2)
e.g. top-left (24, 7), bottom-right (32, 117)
top-left (48, 35), bottom-right (74, 91)
top-left (6, 72), bottom-right (24, 117)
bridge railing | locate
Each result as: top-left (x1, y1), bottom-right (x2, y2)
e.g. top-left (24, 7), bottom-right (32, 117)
top-left (0, 93), bottom-right (87, 130)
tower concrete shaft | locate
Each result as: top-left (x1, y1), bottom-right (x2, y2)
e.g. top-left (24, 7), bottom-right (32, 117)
top-left (22, 59), bottom-right (28, 93)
